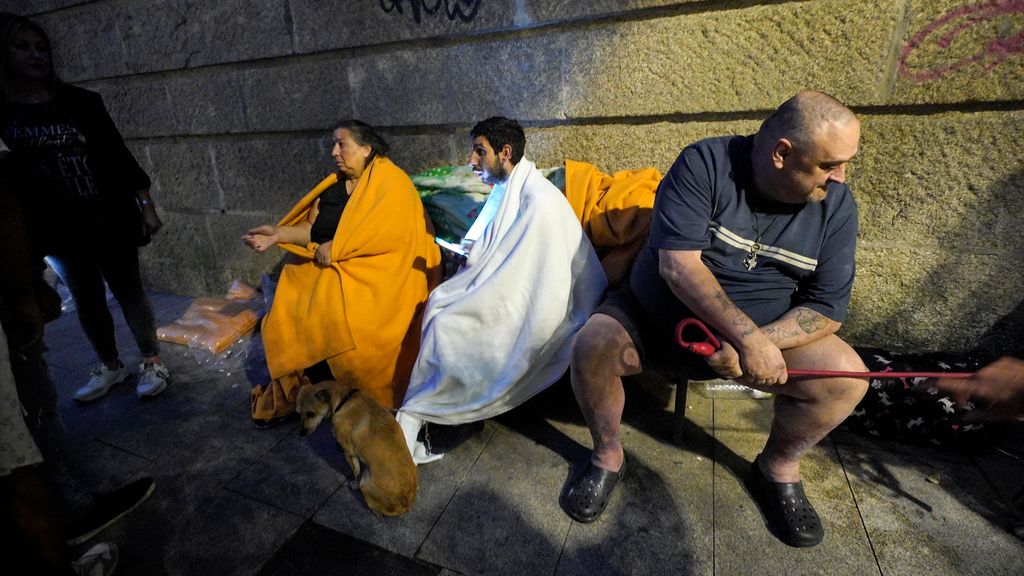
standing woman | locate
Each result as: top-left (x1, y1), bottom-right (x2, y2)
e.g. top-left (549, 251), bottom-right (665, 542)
top-left (0, 15), bottom-right (170, 401)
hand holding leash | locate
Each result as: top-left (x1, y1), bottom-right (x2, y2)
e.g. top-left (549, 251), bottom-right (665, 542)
top-left (674, 318), bottom-right (975, 379)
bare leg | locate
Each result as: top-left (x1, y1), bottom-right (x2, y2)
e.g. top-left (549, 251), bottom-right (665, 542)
top-left (570, 314), bottom-right (642, 473)
top-left (751, 335), bottom-right (868, 482)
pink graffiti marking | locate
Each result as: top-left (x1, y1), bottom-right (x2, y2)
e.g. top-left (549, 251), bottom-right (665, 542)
top-left (899, 0), bottom-right (1024, 83)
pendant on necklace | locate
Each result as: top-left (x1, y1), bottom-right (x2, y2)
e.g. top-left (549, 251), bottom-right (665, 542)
top-left (743, 241), bottom-right (761, 270)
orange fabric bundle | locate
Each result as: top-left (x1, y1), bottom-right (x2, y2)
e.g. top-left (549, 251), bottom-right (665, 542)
top-left (252, 157), bottom-right (441, 420)
top-left (563, 159), bottom-right (662, 286)
top-left (156, 280), bottom-right (261, 354)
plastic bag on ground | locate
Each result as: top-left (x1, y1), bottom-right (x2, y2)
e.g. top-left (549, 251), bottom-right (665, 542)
top-left (157, 280), bottom-right (262, 354)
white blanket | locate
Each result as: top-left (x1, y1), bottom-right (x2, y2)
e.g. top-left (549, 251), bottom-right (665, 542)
top-left (399, 159), bottom-right (607, 438)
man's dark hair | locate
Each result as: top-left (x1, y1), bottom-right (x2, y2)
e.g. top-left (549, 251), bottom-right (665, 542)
top-left (332, 119), bottom-right (390, 163)
top-left (0, 14), bottom-right (61, 95)
top-left (470, 116), bottom-right (525, 165)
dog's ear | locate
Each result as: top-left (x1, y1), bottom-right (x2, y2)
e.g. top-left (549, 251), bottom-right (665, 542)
top-left (315, 388), bottom-right (331, 405)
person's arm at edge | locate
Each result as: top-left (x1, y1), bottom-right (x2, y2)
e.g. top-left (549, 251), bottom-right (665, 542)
top-left (932, 356), bottom-right (1024, 421)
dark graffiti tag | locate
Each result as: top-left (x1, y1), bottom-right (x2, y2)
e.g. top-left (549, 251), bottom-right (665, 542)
top-left (379, 0), bottom-right (482, 24)
top-left (899, 0), bottom-right (1024, 83)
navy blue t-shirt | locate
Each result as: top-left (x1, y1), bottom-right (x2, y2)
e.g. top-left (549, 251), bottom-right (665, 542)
top-left (630, 135), bottom-right (858, 329)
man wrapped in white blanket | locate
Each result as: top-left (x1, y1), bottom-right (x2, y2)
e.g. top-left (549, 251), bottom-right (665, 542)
top-left (398, 117), bottom-right (607, 463)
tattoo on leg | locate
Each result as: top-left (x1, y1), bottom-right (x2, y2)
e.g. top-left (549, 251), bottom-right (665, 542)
top-left (616, 341), bottom-right (638, 373)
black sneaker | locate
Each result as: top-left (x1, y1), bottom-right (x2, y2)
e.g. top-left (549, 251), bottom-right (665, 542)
top-left (66, 477), bottom-right (156, 545)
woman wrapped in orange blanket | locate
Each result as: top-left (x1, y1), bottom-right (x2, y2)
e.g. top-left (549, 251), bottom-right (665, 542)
top-left (243, 121), bottom-right (441, 425)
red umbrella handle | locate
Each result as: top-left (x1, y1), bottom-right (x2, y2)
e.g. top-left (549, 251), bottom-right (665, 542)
top-left (675, 317), bottom-right (721, 357)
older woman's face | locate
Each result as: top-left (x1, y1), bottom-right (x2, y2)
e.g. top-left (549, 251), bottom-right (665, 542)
top-left (8, 27), bottom-right (52, 80)
top-left (331, 128), bottom-right (372, 179)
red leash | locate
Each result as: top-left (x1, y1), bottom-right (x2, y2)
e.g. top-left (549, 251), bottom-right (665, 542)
top-left (674, 318), bottom-right (975, 379)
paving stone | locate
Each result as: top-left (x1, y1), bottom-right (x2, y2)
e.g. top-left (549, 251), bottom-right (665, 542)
top-left (705, 395), bottom-right (776, 434)
top-left (44, 333), bottom-right (101, 371)
top-left (416, 422), bottom-right (571, 576)
top-left (150, 339), bottom-right (260, 421)
top-left (713, 429), bottom-right (878, 575)
top-left (555, 407), bottom-right (714, 576)
top-left (831, 428), bottom-right (974, 466)
top-left (6, 0), bottom-right (83, 14)
top-left (103, 485), bottom-right (304, 576)
top-left (66, 438), bottom-right (154, 493)
top-left (258, 520), bottom-right (445, 576)
top-left (230, 426), bottom-right (347, 518)
top-left (54, 361), bottom-right (147, 449)
top-left (838, 441), bottom-right (1024, 575)
top-left (100, 389), bottom-right (292, 480)
top-left (972, 432), bottom-right (1024, 517)
top-left (315, 420), bottom-right (497, 557)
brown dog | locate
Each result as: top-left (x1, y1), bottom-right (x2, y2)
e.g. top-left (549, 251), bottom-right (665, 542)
top-left (296, 379), bottom-right (418, 516)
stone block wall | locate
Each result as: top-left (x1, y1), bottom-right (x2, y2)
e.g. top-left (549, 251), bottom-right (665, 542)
top-left (8, 0), bottom-right (1023, 354)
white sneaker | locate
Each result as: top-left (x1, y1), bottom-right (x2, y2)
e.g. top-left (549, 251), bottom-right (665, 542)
top-left (71, 542), bottom-right (119, 576)
top-left (136, 362), bottom-right (169, 397)
top-left (74, 363), bottom-right (130, 402)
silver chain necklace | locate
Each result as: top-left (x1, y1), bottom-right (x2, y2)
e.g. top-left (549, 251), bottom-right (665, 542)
top-left (743, 211), bottom-right (779, 270)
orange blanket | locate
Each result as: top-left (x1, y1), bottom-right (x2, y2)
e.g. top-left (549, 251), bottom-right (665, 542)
top-left (251, 157), bottom-right (441, 420)
top-left (564, 160), bottom-right (662, 286)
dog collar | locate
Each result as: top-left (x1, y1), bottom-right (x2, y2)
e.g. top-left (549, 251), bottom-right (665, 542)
top-left (333, 387), bottom-right (358, 414)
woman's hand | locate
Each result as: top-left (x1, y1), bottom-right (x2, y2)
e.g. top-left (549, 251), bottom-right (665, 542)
top-left (243, 225), bottom-right (279, 252)
top-left (142, 204), bottom-right (163, 235)
top-left (315, 240), bottom-right (333, 266)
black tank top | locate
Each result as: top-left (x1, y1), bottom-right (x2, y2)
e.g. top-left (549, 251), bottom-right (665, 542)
top-left (309, 181), bottom-right (350, 244)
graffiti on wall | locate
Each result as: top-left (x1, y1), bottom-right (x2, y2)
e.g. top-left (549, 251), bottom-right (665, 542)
top-left (899, 0), bottom-right (1024, 82)
top-left (379, 0), bottom-right (482, 24)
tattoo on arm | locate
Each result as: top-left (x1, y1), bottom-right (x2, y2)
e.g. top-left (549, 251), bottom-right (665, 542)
top-left (796, 308), bottom-right (828, 334)
top-left (763, 325), bottom-right (801, 341)
top-left (712, 291), bottom-right (753, 332)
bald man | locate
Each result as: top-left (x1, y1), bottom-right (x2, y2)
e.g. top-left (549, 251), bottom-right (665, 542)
top-left (566, 91), bottom-right (868, 548)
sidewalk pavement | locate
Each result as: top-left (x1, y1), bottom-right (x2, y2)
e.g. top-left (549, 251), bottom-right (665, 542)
top-left (45, 292), bottom-right (1024, 575)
